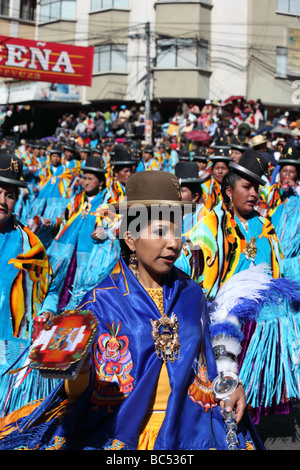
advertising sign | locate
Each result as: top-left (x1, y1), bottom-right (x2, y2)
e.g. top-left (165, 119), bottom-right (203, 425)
top-left (0, 35), bottom-right (94, 86)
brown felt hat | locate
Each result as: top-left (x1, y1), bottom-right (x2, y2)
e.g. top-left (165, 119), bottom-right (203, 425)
top-left (111, 171), bottom-right (195, 211)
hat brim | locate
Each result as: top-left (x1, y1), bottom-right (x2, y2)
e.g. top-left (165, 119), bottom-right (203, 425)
top-left (193, 156), bottom-right (208, 161)
top-left (229, 161), bottom-right (265, 186)
top-left (210, 156), bottom-right (232, 162)
top-left (252, 140), bottom-right (268, 147)
top-left (229, 144), bottom-right (248, 151)
top-left (111, 199), bottom-right (196, 213)
top-left (278, 159), bottom-right (300, 166)
top-left (211, 144), bottom-right (231, 150)
top-left (82, 166), bottom-right (106, 174)
top-left (0, 176), bottom-right (28, 188)
top-left (179, 178), bottom-right (204, 186)
top-left (112, 161), bottom-right (137, 166)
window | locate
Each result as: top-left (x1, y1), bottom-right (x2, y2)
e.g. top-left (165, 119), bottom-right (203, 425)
top-left (20, 0), bottom-right (36, 20)
top-left (90, 0), bottom-right (128, 11)
top-left (277, 0), bottom-right (300, 14)
top-left (93, 44), bottom-right (127, 73)
top-left (39, 0), bottom-right (76, 21)
top-left (276, 47), bottom-right (288, 75)
top-left (0, 0), bottom-right (9, 16)
top-left (156, 38), bottom-right (208, 69)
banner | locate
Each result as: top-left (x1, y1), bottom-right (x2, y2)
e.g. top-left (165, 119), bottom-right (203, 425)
top-left (0, 35), bottom-right (94, 86)
top-left (6, 81), bottom-right (82, 104)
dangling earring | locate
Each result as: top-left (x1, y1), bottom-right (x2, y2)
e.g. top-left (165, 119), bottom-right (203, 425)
top-left (228, 196), bottom-right (234, 214)
top-left (129, 252), bottom-right (139, 279)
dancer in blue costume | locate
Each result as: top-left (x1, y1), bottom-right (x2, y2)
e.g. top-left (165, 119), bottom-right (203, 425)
top-left (0, 151), bottom-right (59, 418)
top-left (61, 139), bottom-right (81, 174)
top-left (192, 147), bottom-right (210, 180)
top-left (13, 140), bottom-right (47, 224)
top-left (136, 144), bottom-right (160, 171)
top-left (201, 147), bottom-right (232, 211)
top-left (0, 171), bottom-right (263, 450)
top-left (267, 147), bottom-right (300, 281)
top-left (107, 145), bottom-right (136, 202)
top-left (174, 161), bottom-right (206, 277)
top-left (187, 150), bottom-right (300, 425)
top-left (28, 144), bottom-right (74, 249)
top-left (47, 155), bottom-right (120, 311)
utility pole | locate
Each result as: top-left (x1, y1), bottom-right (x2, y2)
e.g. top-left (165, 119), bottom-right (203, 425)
top-left (145, 21), bottom-right (152, 143)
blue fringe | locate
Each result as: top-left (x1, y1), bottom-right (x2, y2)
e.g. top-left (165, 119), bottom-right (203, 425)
top-left (229, 277), bottom-right (300, 323)
top-left (233, 277), bottom-right (300, 409)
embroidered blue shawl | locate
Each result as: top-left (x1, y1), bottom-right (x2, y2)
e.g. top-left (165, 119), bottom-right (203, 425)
top-left (0, 259), bottom-right (261, 450)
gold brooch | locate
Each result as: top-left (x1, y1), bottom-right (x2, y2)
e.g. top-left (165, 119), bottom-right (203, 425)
top-left (243, 236), bottom-right (257, 261)
top-left (151, 313), bottom-right (180, 363)
top-left (81, 201), bottom-right (92, 218)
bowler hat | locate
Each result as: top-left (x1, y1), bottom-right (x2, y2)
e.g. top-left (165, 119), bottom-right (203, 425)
top-left (278, 146), bottom-right (300, 167)
top-left (111, 145), bottom-right (137, 167)
top-left (175, 162), bottom-right (201, 185)
top-left (192, 148), bottom-right (208, 162)
top-left (80, 143), bottom-right (91, 154)
top-left (229, 135), bottom-right (249, 152)
top-left (229, 149), bottom-right (268, 185)
top-left (210, 146), bottom-right (232, 163)
top-left (178, 150), bottom-right (191, 161)
top-left (82, 156), bottom-right (106, 174)
top-left (92, 144), bottom-right (103, 155)
top-left (212, 136), bottom-right (230, 150)
top-left (64, 140), bottom-right (77, 152)
top-left (0, 151), bottom-right (28, 188)
top-left (112, 171), bottom-right (195, 211)
top-left (143, 144), bottom-right (153, 154)
top-left (49, 144), bottom-right (62, 155)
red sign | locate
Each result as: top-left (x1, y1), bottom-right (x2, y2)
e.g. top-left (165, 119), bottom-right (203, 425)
top-left (0, 35), bottom-right (94, 86)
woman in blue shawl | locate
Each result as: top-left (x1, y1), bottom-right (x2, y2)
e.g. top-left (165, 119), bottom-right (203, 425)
top-left (0, 171), bottom-right (263, 450)
top-left (0, 151), bottom-right (59, 418)
top-left (268, 146), bottom-right (300, 281)
top-left (27, 144), bottom-right (75, 249)
top-left (186, 150), bottom-right (300, 426)
top-left (46, 155), bottom-right (120, 310)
